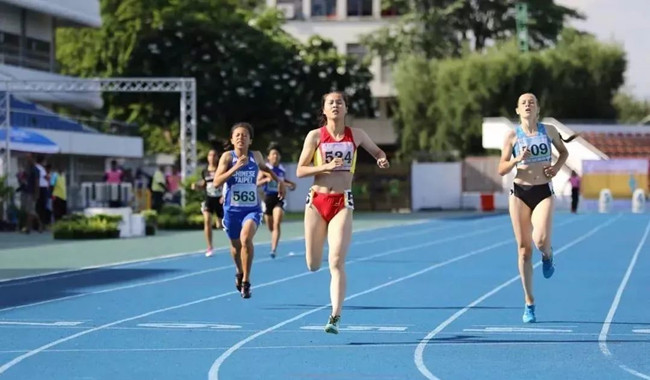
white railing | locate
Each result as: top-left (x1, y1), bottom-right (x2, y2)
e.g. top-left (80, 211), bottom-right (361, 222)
top-left (80, 182), bottom-right (134, 208)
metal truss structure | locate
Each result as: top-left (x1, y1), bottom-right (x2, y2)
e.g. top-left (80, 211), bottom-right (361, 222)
top-left (0, 78), bottom-right (197, 206)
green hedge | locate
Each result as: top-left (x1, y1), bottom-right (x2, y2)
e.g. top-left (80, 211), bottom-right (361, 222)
top-left (53, 214), bottom-right (121, 240)
top-left (141, 210), bottom-right (158, 236)
top-left (157, 202), bottom-right (206, 230)
top-left (158, 213), bottom-right (204, 230)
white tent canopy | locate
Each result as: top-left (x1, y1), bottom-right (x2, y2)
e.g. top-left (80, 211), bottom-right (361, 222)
top-left (0, 65), bottom-right (103, 110)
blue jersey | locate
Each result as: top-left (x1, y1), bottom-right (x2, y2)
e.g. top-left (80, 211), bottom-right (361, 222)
top-left (223, 151), bottom-right (261, 213)
top-left (513, 123), bottom-right (552, 165)
top-left (263, 163), bottom-right (286, 195)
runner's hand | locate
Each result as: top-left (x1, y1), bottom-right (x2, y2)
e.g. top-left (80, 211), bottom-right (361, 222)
top-left (234, 155), bottom-right (249, 169)
top-left (325, 157), bottom-right (344, 171)
top-left (278, 181), bottom-right (286, 200)
top-left (515, 147), bottom-right (531, 163)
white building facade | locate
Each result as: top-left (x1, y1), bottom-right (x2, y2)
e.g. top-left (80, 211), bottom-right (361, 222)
top-left (268, 0), bottom-right (399, 145)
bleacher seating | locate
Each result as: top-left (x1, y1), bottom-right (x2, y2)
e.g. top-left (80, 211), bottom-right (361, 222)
top-left (1, 93), bottom-right (97, 133)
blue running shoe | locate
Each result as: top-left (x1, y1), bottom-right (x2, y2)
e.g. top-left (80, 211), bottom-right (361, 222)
top-left (324, 315), bottom-right (340, 334)
top-left (270, 250), bottom-right (276, 259)
top-left (522, 305), bottom-right (536, 323)
top-left (542, 255), bottom-right (555, 279)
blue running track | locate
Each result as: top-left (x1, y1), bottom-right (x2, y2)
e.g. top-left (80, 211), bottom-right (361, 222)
top-left (0, 212), bottom-right (648, 379)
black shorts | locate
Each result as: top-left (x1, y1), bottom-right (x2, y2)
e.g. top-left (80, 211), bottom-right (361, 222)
top-left (262, 193), bottom-right (284, 216)
top-left (511, 183), bottom-right (554, 211)
top-left (201, 197), bottom-right (224, 218)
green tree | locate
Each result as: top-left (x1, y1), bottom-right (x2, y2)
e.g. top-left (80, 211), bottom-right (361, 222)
top-left (393, 30), bottom-right (626, 159)
top-left (363, 0), bottom-right (584, 63)
top-left (56, 1), bottom-right (373, 159)
top-left (612, 92), bottom-right (650, 124)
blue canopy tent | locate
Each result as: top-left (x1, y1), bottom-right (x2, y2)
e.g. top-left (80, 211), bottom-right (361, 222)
top-left (0, 127), bottom-right (60, 154)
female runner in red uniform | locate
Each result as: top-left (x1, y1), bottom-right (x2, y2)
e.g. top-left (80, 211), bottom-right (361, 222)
top-left (296, 91), bottom-right (390, 334)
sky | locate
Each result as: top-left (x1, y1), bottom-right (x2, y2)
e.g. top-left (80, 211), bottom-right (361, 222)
top-left (556, 0), bottom-right (650, 99)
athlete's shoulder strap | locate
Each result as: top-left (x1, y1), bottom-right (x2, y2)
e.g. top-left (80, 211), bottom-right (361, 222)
top-left (226, 150), bottom-right (237, 169)
top-left (319, 125), bottom-right (330, 142)
top-left (537, 122), bottom-right (547, 135)
top-left (514, 125), bottom-right (526, 140)
top-left (345, 126), bottom-right (358, 147)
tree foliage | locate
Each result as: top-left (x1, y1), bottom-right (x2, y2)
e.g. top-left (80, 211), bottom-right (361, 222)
top-left (612, 92), bottom-right (650, 124)
top-left (56, 0), bottom-right (374, 159)
top-left (392, 30), bottom-right (627, 159)
top-left (363, 0), bottom-right (584, 63)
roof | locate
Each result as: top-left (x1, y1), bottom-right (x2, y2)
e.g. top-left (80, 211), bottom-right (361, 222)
top-left (580, 131), bottom-right (650, 158)
top-left (0, 64), bottom-right (104, 110)
top-left (0, 0), bottom-right (101, 28)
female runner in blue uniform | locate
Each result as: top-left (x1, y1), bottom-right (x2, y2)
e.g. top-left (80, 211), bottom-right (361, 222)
top-left (257, 143), bottom-right (297, 258)
top-left (498, 93), bottom-right (578, 323)
top-left (213, 123), bottom-right (286, 298)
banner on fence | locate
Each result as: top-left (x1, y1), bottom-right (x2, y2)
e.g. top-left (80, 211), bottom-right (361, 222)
top-left (581, 159), bottom-right (649, 199)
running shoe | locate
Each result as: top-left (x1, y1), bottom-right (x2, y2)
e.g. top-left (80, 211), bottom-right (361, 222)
top-left (324, 315), bottom-right (340, 334)
top-left (235, 273), bottom-right (243, 292)
top-left (522, 304), bottom-right (536, 323)
top-left (542, 253), bottom-right (555, 279)
top-left (241, 281), bottom-right (252, 299)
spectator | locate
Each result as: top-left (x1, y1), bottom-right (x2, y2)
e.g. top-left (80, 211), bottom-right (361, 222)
top-left (34, 155), bottom-right (50, 227)
top-left (568, 170), bottom-right (581, 213)
top-left (51, 165), bottom-right (67, 221)
top-left (20, 154), bottom-right (42, 233)
top-left (151, 165), bottom-right (167, 212)
top-left (166, 166), bottom-right (182, 205)
top-left (104, 159), bottom-right (123, 207)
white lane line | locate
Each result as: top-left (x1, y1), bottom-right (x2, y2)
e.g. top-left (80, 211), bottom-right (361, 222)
top-left (413, 215), bottom-right (621, 380)
top-left (0, 220), bottom-right (510, 375)
top-left (0, 219), bottom-right (477, 313)
top-left (0, 219), bottom-right (432, 287)
top-left (599, 217), bottom-right (650, 379)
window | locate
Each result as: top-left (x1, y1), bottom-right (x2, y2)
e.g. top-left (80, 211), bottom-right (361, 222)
top-left (380, 57), bottom-right (392, 83)
top-left (346, 43), bottom-right (367, 62)
top-left (312, 0), bottom-right (337, 18)
top-left (347, 0), bottom-right (372, 16)
top-left (0, 32), bottom-right (51, 70)
top-left (277, 0), bottom-right (302, 20)
top-left (24, 37), bottom-right (51, 71)
top-left (380, 0), bottom-right (405, 17)
top-left (0, 31), bottom-right (20, 65)
top-left (385, 98), bottom-right (397, 118)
